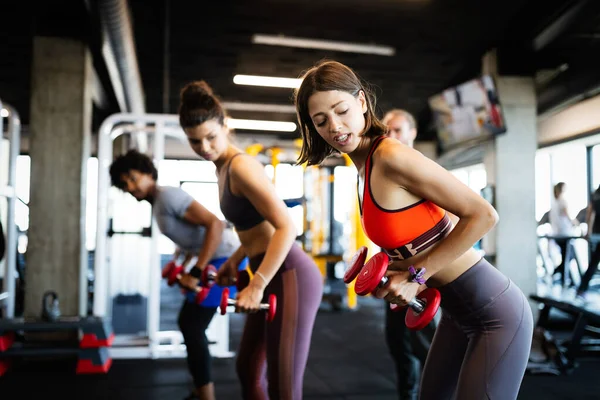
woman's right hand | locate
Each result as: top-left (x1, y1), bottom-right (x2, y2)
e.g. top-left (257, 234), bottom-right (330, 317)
top-left (216, 258), bottom-right (239, 286)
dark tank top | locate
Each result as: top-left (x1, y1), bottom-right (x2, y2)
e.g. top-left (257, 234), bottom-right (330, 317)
top-left (220, 153), bottom-right (265, 231)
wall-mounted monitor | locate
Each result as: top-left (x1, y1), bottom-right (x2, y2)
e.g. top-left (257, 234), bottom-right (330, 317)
top-left (429, 75), bottom-right (506, 151)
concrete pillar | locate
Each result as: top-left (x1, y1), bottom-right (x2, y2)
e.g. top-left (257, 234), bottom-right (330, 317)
top-left (26, 37), bottom-right (92, 318)
top-left (482, 50), bottom-right (539, 317)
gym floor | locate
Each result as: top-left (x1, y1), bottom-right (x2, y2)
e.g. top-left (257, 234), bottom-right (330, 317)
top-left (0, 291), bottom-right (598, 400)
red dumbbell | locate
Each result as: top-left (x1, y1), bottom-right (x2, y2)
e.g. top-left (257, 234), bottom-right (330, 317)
top-left (202, 264), bottom-right (217, 287)
top-left (161, 260), bottom-right (181, 282)
top-left (186, 286), bottom-right (211, 305)
top-left (163, 262), bottom-right (217, 288)
top-left (162, 262), bottom-right (215, 304)
top-left (219, 287), bottom-right (277, 322)
top-left (343, 246), bottom-right (441, 331)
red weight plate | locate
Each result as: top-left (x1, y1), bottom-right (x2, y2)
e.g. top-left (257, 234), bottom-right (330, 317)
top-left (168, 266), bottom-right (184, 286)
top-left (267, 294), bottom-right (277, 322)
top-left (343, 246), bottom-right (369, 284)
top-left (405, 288), bottom-right (441, 331)
top-left (161, 261), bottom-right (176, 278)
top-left (354, 252), bottom-right (389, 296)
top-left (220, 287), bottom-right (230, 316)
top-left (195, 288), bottom-right (209, 304)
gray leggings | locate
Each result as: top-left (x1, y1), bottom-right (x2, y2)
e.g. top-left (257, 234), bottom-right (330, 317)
top-left (419, 258), bottom-right (534, 400)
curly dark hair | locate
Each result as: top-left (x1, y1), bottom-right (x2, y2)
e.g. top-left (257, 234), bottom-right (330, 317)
top-left (109, 150), bottom-right (158, 190)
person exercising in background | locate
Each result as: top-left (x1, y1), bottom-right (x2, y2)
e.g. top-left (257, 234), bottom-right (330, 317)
top-left (383, 109), bottom-right (417, 148)
top-left (178, 80), bottom-right (323, 400)
top-left (109, 150), bottom-right (245, 400)
top-left (577, 184), bottom-right (600, 299)
top-left (381, 108), bottom-right (437, 400)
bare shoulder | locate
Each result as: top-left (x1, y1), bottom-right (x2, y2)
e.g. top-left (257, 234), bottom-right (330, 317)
top-left (375, 138), bottom-right (422, 173)
top-left (229, 153), bottom-right (264, 177)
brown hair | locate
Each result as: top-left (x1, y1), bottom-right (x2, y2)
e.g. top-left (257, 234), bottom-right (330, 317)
top-left (178, 80), bottom-right (226, 129)
top-left (294, 60), bottom-right (387, 166)
top-left (554, 182), bottom-right (566, 199)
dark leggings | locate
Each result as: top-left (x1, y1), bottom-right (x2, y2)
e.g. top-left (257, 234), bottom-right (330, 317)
top-left (419, 258), bottom-right (534, 400)
top-left (236, 244), bottom-right (323, 400)
top-left (578, 241), bottom-right (600, 293)
top-left (385, 303), bottom-right (438, 400)
top-left (177, 301), bottom-right (216, 388)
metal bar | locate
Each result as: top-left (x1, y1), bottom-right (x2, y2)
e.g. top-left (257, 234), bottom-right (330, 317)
top-left (148, 120), bottom-right (165, 358)
top-left (94, 113), bottom-right (188, 317)
top-left (1, 104), bottom-right (20, 318)
top-left (0, 185), bottom-right (15, 198)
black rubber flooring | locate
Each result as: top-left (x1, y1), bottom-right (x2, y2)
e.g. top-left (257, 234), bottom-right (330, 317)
top-left (0, 288), bottom-right (599, 399)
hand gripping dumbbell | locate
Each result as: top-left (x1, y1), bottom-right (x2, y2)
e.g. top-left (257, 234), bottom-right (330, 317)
top-left (343, 246), bottom-right (441, 331)
top-left (162, 261), bottom-right (217, 288)
top-left (161, 261), bottom-right (217, 304)
top-left (219, 287), bottom-right (277, 322)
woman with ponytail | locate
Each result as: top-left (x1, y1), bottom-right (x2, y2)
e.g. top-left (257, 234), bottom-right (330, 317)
top-left (178, 81), bottom-right (323, 400)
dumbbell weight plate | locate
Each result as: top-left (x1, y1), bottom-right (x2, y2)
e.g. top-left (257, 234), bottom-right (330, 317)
top-left (405, 288), bottom-right (441, 331)
top-left (195, 288), bottom-right (210, 304)
top-left (267, 294), bottom-right (277, 322)
top-left (168, 266), bottom-right (184, 286)
top-left (220, 287), bottom-right (230, 315)
top-left (343, 246), bottom-right (369, 284)
top-left (354, 252), bottom-right (389, 296)
top-left (161, 261), bottom-right (177, 278)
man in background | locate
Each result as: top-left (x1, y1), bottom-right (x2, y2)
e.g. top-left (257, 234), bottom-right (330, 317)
top-left (381, 109), bottom-right (438, 400)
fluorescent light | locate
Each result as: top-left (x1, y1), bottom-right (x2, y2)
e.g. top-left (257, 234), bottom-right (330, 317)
top-left (223, 101), bottom-right (296, 114)
top-left (233, 74), bottom-right (302, 89)
top-left (227, 118), bottom-right (296, 132)
top-left (0, 108), bottom-right (8, 117)
top-left (252, 34), bottom-right (395, 56)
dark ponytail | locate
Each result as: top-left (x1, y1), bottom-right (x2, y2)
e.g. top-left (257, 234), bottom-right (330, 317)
top-left (178, 80), bottom-right (226, 128)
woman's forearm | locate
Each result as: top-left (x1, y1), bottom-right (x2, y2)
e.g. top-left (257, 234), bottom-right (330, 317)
top-left (193, 219), bottom-right (225, 270)
top-left (421, 210), bottom-right (498, 279)
top-left (229, 245), bottom-right (247, 266)
top-left (251, 226), bottom-right (296, 290)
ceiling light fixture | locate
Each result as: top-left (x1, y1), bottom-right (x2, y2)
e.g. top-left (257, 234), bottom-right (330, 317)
top-left (227, 118), bottom-right (297, 132)
top-left (233, 74), bottom-right (302, 89)
top-left (223, 101), bottom-right (296, 114)
top-left (252, 34), bottom-right (396, 56)
top-left (0, 108), bottom-right (8, 117)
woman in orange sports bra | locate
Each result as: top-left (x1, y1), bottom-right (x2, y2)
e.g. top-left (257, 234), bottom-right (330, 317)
top-left (294, 60), bottom-right (533, 400)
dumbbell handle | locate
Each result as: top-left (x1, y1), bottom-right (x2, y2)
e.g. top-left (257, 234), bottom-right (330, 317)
top-left (380, 276), bottom-right (425, 313)
top-left (225, 298), bottom-right (271, 310)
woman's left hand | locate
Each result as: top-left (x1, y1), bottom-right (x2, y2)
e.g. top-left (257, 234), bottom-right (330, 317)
top-left (373, 270), bottom-right (420, 307)
top-left (235, 281), bottom-right (265, 313)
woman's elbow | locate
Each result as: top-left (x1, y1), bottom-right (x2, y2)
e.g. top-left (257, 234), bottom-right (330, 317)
top-left (482, 204), bottom-right (499, 230)
top-left (210, 218), bottom-right (225, 235)
top-left (278, 217), bottom-right (297, 241)
top-left (286, 220), bottom-right (297, 241)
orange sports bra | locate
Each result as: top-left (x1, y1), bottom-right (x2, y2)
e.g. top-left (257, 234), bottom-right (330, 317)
top-left (359, 136), bottom-right (452, 261)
